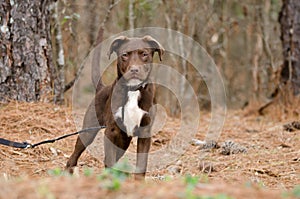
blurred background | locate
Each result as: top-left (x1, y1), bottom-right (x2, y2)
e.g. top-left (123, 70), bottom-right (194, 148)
top-left (58, 0), bottom-right (283, 113)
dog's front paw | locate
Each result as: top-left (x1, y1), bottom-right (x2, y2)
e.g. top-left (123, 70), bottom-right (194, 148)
top-left (65, 165), bottom-right (75, 174)
top-left (65, 166), bottom-right (80, 177)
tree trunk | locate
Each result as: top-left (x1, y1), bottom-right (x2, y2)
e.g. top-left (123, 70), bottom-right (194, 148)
top-left (128, 0), bottom-right (135, 30)
top-left (0, 0), bottom-right (54, 102)
top-left (279, 0), bottom-right (300, 95)
top-left (52, 1), bottom-right (65, 103)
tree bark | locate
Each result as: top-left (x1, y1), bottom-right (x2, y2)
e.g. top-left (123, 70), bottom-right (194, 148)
top-left (279, 0), bottom-right (300, 95)
top-left (128, 0), bottom-right (135, 30)
top-left (0, 0), bottom-right (54, 102)
top-left (52, 1), bottom-right (65, 103)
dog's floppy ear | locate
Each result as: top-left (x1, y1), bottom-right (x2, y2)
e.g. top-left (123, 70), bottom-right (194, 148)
top-left (108, 36), bottom-right (129, 59)
top-left (143, 35), bottom-right (165, 61)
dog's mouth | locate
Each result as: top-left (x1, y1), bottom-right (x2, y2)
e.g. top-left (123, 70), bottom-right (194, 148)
top-left (127, 77), bottom-right (143, 86)
top-left (130, 73), bottom-right (140, 79)
top-left (125, 72), bottom-right (149, 87)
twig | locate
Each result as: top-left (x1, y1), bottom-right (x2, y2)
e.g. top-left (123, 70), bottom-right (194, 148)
top-left (128, 0), bottom-right (135, 30)
top-left (64, 0), bottom-right (121, 92)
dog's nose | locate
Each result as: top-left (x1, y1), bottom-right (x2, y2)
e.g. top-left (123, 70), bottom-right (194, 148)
top-left (130, 66), bottom-right (139, 73)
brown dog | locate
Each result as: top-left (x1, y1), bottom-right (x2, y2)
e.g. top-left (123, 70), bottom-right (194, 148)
top-left (66, 35), bottom-right (164, 179)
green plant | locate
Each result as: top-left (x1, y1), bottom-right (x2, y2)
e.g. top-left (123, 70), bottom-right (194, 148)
top-left (47, 168), bottom-right (63, 176)
top-left (185, 175), bottom-right (200, 191)
top-left (112, 159), bottom-right (133, 179)
top-left (47, 167), bottom-right (72, 177)
top-left (37, 184), bottom-right (55, 199)
top-left (163, 175), bottom-right (173, 182)
top-left (97, 169), bottom-right (122, 191)
top-left (283, 185), bottom-right (300, 198)
top-left (292, 185), bottom-right (300, 198)
top-left (97, 159), bottom-right (132, 191)
top-left (182, 175), bottom-right (233, 199)
top-left (182, 175), bottom-right (200, 199)
top-left (61, 13), bottom-right (80, 25)
top-left (83, 167), bottom-right (94, 177)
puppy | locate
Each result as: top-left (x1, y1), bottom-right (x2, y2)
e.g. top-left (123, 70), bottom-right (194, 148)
top-left (66, 35), bottom-right (164, 179)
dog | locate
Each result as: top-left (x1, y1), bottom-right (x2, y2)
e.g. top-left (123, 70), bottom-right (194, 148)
top-left (66, 35), bottom-right (164, 179)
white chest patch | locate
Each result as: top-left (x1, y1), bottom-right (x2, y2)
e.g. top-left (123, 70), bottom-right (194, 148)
top-left (115, 90), bottom-right (147, 137)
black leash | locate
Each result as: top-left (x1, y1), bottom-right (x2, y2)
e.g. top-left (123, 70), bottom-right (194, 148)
top-left (0, 126), bottom-right (106, 149)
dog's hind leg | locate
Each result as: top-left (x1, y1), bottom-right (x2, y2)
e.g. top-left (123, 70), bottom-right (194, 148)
top-left (66, 100), bottom-right (100, 173)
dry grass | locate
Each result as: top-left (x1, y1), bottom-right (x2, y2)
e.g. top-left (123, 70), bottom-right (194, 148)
top-left (0, 101), bottom-right (100, 178)
top-left (0, 101), bottom-right (299, 198)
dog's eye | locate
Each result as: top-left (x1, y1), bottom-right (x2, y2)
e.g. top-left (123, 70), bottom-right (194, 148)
top-left (122, 52), bottom-right (128, 57)
top-left (121, 53), bottom-right (129, 61)
top-left (142, 52), bottom-right (149, 57)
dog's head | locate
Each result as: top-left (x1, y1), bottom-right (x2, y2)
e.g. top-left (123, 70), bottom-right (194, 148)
top-left (108, 35), bottom-right (164, 87)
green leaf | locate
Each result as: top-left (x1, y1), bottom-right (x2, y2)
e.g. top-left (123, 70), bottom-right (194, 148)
top-left (83, 167), bottom-right (94, 177)
top-left (47, 168), bottom-right (62, 176)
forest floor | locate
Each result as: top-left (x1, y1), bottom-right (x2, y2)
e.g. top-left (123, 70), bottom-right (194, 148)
top-left (0, 101), bottom-right (299, 199)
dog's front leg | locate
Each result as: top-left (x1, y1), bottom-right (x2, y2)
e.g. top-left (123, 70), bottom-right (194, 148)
top-left (135, 136), bottom-right (151, 180)
top-left (135, 103), bottom-right (155, 180)
top-left (104, 127), bottom-right (132, 168)
top-left (104, 128), bottom-right (118, 168)
top-left (66, 100), bottom-right (99, 173)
